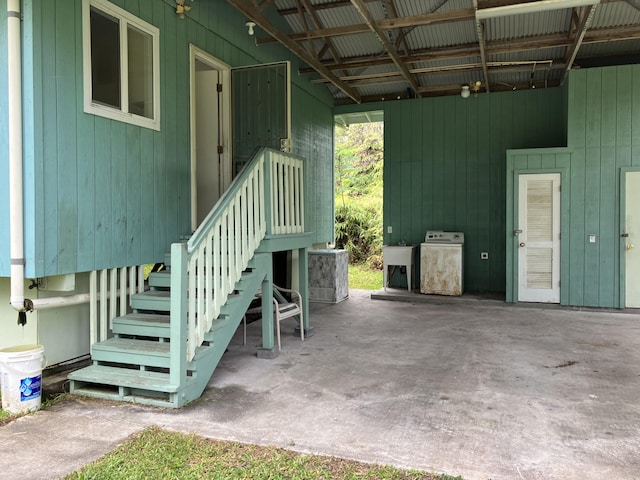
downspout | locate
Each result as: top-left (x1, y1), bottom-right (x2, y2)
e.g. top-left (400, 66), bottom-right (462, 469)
top-left (7, 0), bottom-right (26, 313)
top-left (6, 2), bottom-right (134, 318)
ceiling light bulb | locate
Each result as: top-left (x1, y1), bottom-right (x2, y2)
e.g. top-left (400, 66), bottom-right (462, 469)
top-left (461, 86), bottom-right (470, 99)
top-left (246, 21), bottom-right (256, 36)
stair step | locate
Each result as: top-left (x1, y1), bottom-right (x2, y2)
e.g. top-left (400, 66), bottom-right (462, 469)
top-left (148, 270), bottom-right (171, 289)
top-left (112, 313), bottom-right (170, 337)
top-left (92, 337), bottom-right (170, 368)
top-left (131, 290), bottom-right (171, 312)
top-left (69, 364), bottom-right (178, 392)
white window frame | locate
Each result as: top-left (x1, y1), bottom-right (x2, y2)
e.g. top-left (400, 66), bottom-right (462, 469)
top-left (82, 0), bottom-right (160, 131)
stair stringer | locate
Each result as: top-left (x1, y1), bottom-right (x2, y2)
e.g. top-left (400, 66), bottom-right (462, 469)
top-left (174, 252), bottom-right (271, 406)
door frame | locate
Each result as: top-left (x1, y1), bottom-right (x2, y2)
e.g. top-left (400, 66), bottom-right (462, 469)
top-left (516, 173), bottom-right (561, 303)
top-left (619, 166), bottom-right (640, 308)
top-left (507, 165), bottom-right (569, 304)
top-left (189, 45), bottom-right (232, 232)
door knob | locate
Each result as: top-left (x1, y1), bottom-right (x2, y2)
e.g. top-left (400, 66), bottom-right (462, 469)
top-left (519, 242), bottom-right (526, 248)
top-left (627, 243), bottom-right (635, 251)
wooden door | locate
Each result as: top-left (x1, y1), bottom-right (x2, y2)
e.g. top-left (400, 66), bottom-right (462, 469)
top-left (517, 173), bottom-right (561, 303)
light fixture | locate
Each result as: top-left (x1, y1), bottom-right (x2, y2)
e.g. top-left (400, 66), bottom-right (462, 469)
top-left (176, 0), bottom-right (192, 19)
top-left (246, 21), bottom-right (256, 36)
top-left (476, 0), bottom-right (600, 20)
top-left (461, 85), bottom-right (470, 99)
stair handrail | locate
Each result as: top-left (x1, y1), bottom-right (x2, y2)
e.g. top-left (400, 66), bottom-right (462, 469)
top-left (170, 148), bottom-right (305, 374)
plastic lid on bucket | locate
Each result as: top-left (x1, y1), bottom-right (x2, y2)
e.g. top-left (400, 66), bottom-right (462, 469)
top-left (0, 344), bottom-right (43, 354)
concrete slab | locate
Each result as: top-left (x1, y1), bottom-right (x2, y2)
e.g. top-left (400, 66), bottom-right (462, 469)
top-left (1, 289), bottom-right (639, 480)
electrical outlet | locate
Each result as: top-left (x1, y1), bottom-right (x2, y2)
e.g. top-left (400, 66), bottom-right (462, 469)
top-left (387, 226), bottom-right (393, 234)
top-left (481, 252), bottom-right (489, 260)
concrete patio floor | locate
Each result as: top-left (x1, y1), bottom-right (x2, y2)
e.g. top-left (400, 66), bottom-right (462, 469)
top-left (1, 289), bottom-right (640, 480)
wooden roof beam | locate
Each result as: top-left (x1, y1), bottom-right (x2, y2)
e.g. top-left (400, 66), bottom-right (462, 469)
top-left (562, 3), bottom-right (599, 83)
top-left (297, 25), bottom-right (640, 74)
top-left (473, 0), bottom-right (491, 93)
top-left (226, 0), bottom-right (361, 103)
top-left (258, 8), bottom-right (476, 43)
top-left (349, 0), bottom-right (422, 97)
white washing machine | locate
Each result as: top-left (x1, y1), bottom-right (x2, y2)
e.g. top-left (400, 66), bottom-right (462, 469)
top-left (420, 231), bottom-right (464, 296)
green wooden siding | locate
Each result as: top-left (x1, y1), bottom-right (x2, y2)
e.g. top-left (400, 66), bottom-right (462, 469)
top-left (562, 65), bottom-right (640, 308)
top-left (506, 65), bottom-right (640, 308)
top-left (380, 89), bottom-right (566, 292)
top-left (505, 150), bottom-right (571, 303)
top-left (0, 0), bottom-right (334, 278)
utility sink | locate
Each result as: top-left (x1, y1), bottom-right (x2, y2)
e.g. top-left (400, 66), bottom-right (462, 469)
top-left (382, 244), bottom-right (416, 292)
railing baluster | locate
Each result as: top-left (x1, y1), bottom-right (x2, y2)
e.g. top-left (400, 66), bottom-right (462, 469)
top-left (99, 269), bottom-right (108, 342)
top-left (179, 149), bottom-right (305, 363)
top-left (90, 271), bottom-right (97, 346)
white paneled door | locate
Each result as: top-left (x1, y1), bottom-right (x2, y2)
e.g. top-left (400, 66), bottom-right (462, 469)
top-left (518, 173), bottom-right (561, 303)
top-left (625, 171), bottom-right (640, 308)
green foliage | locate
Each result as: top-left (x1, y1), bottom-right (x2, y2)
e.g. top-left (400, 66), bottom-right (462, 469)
top-left (335, 203), bottom-right (382, 265)
top-left (65, 426), bottom-right (456, 479)
top-left (334, 122), bottom-right (384, 271)
top-left (335, 122), bottom-right (384, 207)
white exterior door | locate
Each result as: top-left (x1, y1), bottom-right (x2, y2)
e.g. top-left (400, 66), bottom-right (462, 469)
top-left (190, 46), bottom-right (232, 231)
top-left (518, 173), bottom-right (561, 303)
top-left (625, 171), bottom-right (640, 307)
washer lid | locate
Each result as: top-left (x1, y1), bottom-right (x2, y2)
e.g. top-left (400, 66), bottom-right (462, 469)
top-left (424, 231), bottom-right (465, 244)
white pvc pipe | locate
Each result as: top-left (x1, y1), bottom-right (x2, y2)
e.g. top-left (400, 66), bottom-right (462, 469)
top-left (6, 1), bottom-right (115, 314)
top-left (7, 0), bottom-right (25, 311)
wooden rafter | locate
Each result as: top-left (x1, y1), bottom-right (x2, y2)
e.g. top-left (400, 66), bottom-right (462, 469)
top-left (258, 8), bottom-right (476, 43)
top-left (296, 25), bottom-right (640, 75)
top-left (226, 0), bottom-right (361, 103)
top-left (253, 0), bottom-right (639, 103)
top-left (473, 0), bottom-right (491, 93)
top-left (562, 3), bottom-right (599, 83)
top-left (349, 0), bottom-right (422, 97)
top-left (299, 0), bottom-right (343, 67)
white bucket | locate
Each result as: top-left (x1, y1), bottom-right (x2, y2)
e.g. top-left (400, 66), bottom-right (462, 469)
top-left (0, 344), bottom-right (46, 414)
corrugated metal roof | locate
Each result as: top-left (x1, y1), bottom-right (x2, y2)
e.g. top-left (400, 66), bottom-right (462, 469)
top-left (238, 0), bottom-right (640, 103)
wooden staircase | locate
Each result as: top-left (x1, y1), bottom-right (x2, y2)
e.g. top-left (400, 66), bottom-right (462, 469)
top-left (68, 252), bottom-right (270, 408)
top-left (68, 148), bottom-right (309, 408)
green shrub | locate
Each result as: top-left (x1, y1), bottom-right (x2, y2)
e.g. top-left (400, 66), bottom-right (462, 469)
top-left (335, 203), bottom-right (382, 266)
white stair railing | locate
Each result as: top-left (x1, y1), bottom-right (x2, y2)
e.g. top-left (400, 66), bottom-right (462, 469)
top-left (89, 265), bottom-right (146, 345)
top-left (176, 148), bottom-right (304, 363)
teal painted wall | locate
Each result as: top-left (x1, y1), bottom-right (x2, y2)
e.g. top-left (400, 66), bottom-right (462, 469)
top-left (564, 65), bottom-right (640, 307)
top-left (380, 88), bottom-right (566, 292)
top-left (505, 149), bottom-right (571, 304)
top-left (506, 65), bottom-right (640, 308)
top-left (0, 0), bottom-right (334, 278)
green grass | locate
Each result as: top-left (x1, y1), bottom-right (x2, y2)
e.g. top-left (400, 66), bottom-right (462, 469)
top-left (349, 263), bottom-right (383, 290)
top-left (64, 426), bottom-right (462, 480)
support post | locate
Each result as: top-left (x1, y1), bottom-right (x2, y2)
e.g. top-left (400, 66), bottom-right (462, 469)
top-left (257, 253), bottom-right (278, 358)
top-left (169, 243), bottom-right (188, 391)
top-left (297, 247), bottom-right (313, 337)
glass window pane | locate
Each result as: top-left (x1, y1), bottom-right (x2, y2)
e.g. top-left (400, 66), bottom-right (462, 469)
top-left (90, 7), bottom-right (120, 109)
top-left (128, 25), bottom-right (153, 119)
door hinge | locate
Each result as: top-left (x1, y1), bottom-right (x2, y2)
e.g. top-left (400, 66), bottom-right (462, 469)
top-left (217, 83), bottom-right (223, 93)
top-left (217, 145), bottom-right (224, 154)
